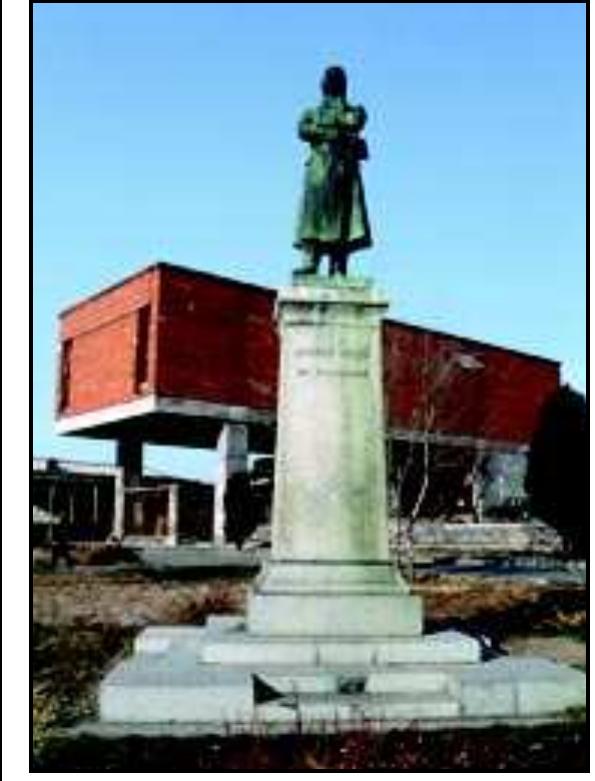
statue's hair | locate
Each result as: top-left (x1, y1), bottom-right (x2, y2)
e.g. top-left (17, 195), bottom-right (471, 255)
top-left (321, 66), bottom-right (347, 98)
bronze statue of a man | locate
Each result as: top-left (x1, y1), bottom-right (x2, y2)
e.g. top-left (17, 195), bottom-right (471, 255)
top-left (294, 66), bottom-right (372, 277)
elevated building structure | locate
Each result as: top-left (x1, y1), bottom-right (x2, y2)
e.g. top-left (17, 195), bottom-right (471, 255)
top-left (55, 262), bottom-right (559, 543)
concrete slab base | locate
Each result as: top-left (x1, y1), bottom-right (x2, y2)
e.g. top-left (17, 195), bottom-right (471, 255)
top-left (99, 618), bottom-right (586, 729)
top-left (248, 590), bottom-right (423, 637)
top-left (247, 561), bottom-right (422, 636)
top-left (76, 712), bottom-right (585, 740)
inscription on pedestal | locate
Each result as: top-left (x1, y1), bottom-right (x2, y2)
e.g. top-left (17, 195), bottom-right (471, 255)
top-left (294, 345), bottom-right (371, 379)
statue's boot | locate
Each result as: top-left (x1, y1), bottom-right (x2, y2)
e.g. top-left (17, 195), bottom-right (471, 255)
top-left (330, 252), bottom-right (348, 277)
top-left (293, 250), bottom-right (321, 277)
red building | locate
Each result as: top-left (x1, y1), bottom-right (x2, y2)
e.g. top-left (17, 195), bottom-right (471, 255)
top-left (56, 262), bottom-right (559, 541)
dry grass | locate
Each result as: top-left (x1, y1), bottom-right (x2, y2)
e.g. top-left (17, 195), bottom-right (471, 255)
top-left (32, 571), bottom-right (249, 762)
top-left (32, 571), bottom-right (249, 627)
top-left (415, 575), bottom-right (586, 640)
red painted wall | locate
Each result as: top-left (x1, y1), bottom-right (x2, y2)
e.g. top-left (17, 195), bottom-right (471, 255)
top-left (58, 263), bottom-right (559, 444)
top-left (382, 324), bottom-right (559, 444)
top-left (156, 268), bottom-right (278, 411)
top-left (58, 268), bottom-right (158, 413)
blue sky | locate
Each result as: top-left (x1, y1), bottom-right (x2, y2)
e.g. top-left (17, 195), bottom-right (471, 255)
top-left (33, 3), bottom-right (586, 478)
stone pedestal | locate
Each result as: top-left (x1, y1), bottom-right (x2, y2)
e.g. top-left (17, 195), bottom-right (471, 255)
top-left (247, 279), bottom-right (421, 636)
top-left (96, 277), bottom-right (585, 732)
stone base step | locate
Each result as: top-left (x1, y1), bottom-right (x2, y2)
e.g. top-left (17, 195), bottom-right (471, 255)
top-left (254, 665), bottom-right (452, 696)
top-left (99, 622), bottom-right (586, 728)
top-left (100, 656), bottom-right (459, 724)
top-left (256, 691), bottom-right (459, 723)
top-left (134, 622), bottom-right (481, 665)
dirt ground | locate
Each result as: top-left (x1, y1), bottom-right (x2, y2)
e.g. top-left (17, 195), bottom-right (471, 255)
top-left (31, 565), bottom-right (587, 771)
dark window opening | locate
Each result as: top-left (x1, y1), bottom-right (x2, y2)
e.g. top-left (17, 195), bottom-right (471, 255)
top-left (134, 305), bottom-right (151, 393)
top-left (59, 339), bottom-right (73, 412)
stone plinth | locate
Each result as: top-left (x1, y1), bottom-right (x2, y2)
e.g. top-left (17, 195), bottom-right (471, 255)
top-left (247, 279), bottom-right (421, 636)
top-left (98, 619), bottom-right (586, 728)
top-left (95, 277), bottom-right (586, 733)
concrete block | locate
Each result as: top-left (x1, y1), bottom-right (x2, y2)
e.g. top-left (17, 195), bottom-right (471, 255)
top-left (134, 618), bottom-right (244, 655)
top-left (458, 657), bottom-right (587, 718)
top-left (100, 656), bottom-right (253, 723)
top-left (206, 615), bottom-right (245, 632)
top-left (134, 626), bottom-right (206, 654)
top-left (316, 642), bottom-right (380, 666)
top-left (236, 664), bottom-right (449, 698)
top-left (505, 657), bottom-right (585, 716)
top-left (357, 693), bottom-right (459, 721)
top-left (256, 692), bottom-right (459, 724)
top-left (366, 667), bottom-right (450, 694)
top-left (459, 677), bottom-right (516, 717)
top-left (201, 637), bottom-right (319, 665)
top-left (248, 591), bottom-right (423, 637)
top-left (376, 631), bottom-right (481, 665)
top-left (256, 668), bottom-right (340, 694)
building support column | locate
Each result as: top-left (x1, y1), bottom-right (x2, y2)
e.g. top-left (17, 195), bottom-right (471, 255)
top-left (113, 469), bottom-right (125, 539)
top-left (113, 439), bottom-right (143, 540)
top-left (166, 483), bottom-right (179, 546)
top-left (92, 483), bottom-right (99, 528)
top-left (213, 423), bottom-right (249, 545)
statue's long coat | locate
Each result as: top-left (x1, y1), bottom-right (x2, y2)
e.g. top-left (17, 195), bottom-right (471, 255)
top-left (294, 97), bottom-right (372, 253)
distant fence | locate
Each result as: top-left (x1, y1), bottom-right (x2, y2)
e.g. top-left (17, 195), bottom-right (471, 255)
top-left (122, 481), bottom-right (214, 545)
top-left (124, 485), bottom-right (175, 541)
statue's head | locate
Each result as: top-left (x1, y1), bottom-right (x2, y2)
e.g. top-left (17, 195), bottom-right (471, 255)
top-left (321, 66), bottom-right (347, 98)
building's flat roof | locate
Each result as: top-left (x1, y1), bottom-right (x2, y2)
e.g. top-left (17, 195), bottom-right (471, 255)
top-left (59, 261), bottom-right (560, 368)
top-left (32, 456), bottom-right (119, 475)
top-left (33, 455), bottom-right (210, 483)
top-left (58, 261), bottom-right (272, 318)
